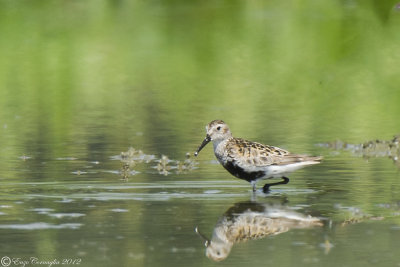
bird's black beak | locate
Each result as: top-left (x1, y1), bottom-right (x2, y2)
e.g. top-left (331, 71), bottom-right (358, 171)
top-left (195, 226), bottom-right (210, 247)
top-left (194, 135), bottom-right (211, 157)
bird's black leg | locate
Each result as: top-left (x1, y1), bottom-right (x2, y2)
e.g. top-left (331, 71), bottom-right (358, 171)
top-left (262, 177), bottom-right (290, 193)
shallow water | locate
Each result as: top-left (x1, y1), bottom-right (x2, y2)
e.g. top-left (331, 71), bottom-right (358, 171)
top-left (1, 1), bottom-right (400, 267)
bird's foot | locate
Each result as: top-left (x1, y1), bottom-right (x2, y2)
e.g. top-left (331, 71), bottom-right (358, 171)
top-left (262, 184), bottom-right (271, 193)
top-left (262, 177), bottom-right (290, 193)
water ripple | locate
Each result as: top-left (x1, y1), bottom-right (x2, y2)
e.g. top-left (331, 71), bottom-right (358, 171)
top-left (0, 222), bottom-right (83, 230)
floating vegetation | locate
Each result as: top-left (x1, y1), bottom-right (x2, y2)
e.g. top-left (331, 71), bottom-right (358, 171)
top-left (341, 217), bottom-right (365, 226)
top-left (175, 153), bottom-right (198, 174)
top-left (119, 147), bottom-right (151, 180)
top-left (335, 205), bottom-right (385, 227)
top-left (114, 147), bottom-right (198, 178)
top-left (119, 147), bottom-right (155, 163)
top-left (341, 215), bottom-right (385, 226)
top-left (156, 155), bottom-right (172, 176)
top-left (319, 134), bottom-right (400, 167)
top-left (155, 153), bottom-right (199, 176)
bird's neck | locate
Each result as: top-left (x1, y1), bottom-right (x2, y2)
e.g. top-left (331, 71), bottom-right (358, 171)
top-left (213, 138), bottom-right (229, 160)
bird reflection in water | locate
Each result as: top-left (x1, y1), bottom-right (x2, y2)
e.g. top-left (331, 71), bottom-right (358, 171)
top-left (195, 201), bottom-right (323, 261)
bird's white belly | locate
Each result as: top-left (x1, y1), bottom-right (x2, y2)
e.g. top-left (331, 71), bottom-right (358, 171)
top-left (259, 162), bottom-right (314, 179)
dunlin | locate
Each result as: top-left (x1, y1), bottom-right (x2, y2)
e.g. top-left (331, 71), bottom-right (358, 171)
top-left (194, 120), bottom-right (322, 192)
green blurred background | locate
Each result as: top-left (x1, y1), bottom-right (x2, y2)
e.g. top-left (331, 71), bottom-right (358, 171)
top-left (1, 0), bottom-right (399, 154)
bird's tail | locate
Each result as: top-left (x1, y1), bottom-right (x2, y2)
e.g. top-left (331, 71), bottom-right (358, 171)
top-left (305, 155), bottom-right (323, 164)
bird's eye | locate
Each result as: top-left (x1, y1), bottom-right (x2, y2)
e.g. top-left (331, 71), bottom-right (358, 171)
top-left (217, 126), bottom-right (221, 131)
